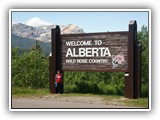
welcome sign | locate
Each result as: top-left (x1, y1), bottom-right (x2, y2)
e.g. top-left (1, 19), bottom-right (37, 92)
top-left (49, 20), bottom-right (141, 99)
top-left (61, 32), bottom-right (128, 71)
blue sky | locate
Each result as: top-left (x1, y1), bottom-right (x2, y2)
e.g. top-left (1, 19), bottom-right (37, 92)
top-left (12, 11), bottom-right (148, 33)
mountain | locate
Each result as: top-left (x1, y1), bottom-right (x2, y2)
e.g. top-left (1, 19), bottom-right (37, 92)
top-left (11, 34), bottom-right (51, 56)
top-left (61, 24), bottom-right (84, 34)
top-left (11, 22), bottom-right (85, 56)
top-left (12, 23), bottom-right (85, 42)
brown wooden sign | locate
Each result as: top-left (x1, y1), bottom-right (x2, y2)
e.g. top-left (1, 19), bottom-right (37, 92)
top-left (49, 20), bottom-right (141, 99)
top-left (61, 32), bottom-right (128, 72)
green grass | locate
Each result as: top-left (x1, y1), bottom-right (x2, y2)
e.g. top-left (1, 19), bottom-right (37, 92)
top-left (102, 95), bottom-right (148, 107)
top-left (12, 87), bottom-right (49, 98)
top-left (12, 87), bottom-right (148, 107)
top-left (123, 98), bottom-right (148, 107)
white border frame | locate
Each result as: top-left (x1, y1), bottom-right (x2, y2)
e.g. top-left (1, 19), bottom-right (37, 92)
top-left (9, 9), bottom-right (151, 111)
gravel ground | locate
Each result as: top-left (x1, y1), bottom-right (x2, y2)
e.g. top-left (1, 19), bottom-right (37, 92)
top-left (12, 94), bottom-right (143, 109)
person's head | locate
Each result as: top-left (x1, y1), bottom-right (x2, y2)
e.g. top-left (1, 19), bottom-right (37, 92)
top-left (57, 70), bottom-right (61, 74)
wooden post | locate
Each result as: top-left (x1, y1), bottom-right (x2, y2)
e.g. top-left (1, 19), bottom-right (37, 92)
top-left (49, 54), bottom-right (54, 93)
top-left (49, 25), bottom-right (61, 93)
top-left (125, 20), bottom-right (138, 98)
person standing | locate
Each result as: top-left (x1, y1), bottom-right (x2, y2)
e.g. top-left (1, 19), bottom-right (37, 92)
top-left (55, 70), bottom-right (63, 94)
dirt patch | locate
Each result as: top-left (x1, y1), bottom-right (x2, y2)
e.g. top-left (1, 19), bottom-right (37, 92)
top-left (42, 94), bottom-right (105, 105)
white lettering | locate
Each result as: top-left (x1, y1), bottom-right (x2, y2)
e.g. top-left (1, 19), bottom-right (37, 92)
top-left (103, 47), bottom-right (111, 57)
top-left (65, 40), bottom-right (92, 46)
top-left (89, 59), bottom-right (108, 63)
top-left (77, 59), bottom-right (88, 63)
top-left (92, 48), bottom-right (99, 57)
top-left (66, 59), bottom-right (76, 63)
top-left (79, 48), bottom-right (85, 57)
top-left (66, 41), bottom-right (71, 46)
top-left (98, 47), bottom-right (105, 56)
top-left (86, 48), bottom-right (92, 57)
top-left (66, 47), bottom-right (111, 57)
top-left (73, 48), bottom-right (78, 57)
top-left (66, 48), bottom-right (72, 57)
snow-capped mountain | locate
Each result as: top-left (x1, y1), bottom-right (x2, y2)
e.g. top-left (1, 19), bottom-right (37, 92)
top-left (12, 23), bottom-right (85, 42)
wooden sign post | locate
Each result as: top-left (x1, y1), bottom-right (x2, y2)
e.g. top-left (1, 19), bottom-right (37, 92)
top-left (49, 26), bottom-right (62, 93)
top-left (49, 20), bottom-right (141, 98)
top-left (125, 20), bottom-right (141, 98)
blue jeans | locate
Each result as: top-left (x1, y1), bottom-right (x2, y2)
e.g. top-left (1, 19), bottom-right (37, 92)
top-left (56, 83), bottom-right (62, 94)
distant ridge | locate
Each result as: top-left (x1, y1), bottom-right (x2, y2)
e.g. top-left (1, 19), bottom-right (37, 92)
top-left (12, 23), bottom-right (85, 42)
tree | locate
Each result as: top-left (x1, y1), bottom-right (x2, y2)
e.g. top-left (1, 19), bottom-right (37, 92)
top-left (137, 25), bottom-right (149, 97)
top-left (12, 47), bottom-right (49, 89)
top-left (30, 40), bottom-right (42, 53)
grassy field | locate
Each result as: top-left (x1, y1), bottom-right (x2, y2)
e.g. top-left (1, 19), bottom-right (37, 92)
top-left (12, 87), bottom-right (50, 98)
top-left (12, 87), bottom-right (148, 108)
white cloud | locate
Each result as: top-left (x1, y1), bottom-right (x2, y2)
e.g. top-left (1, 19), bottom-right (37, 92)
top-left (25, 17), bottom-right (53, 27)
